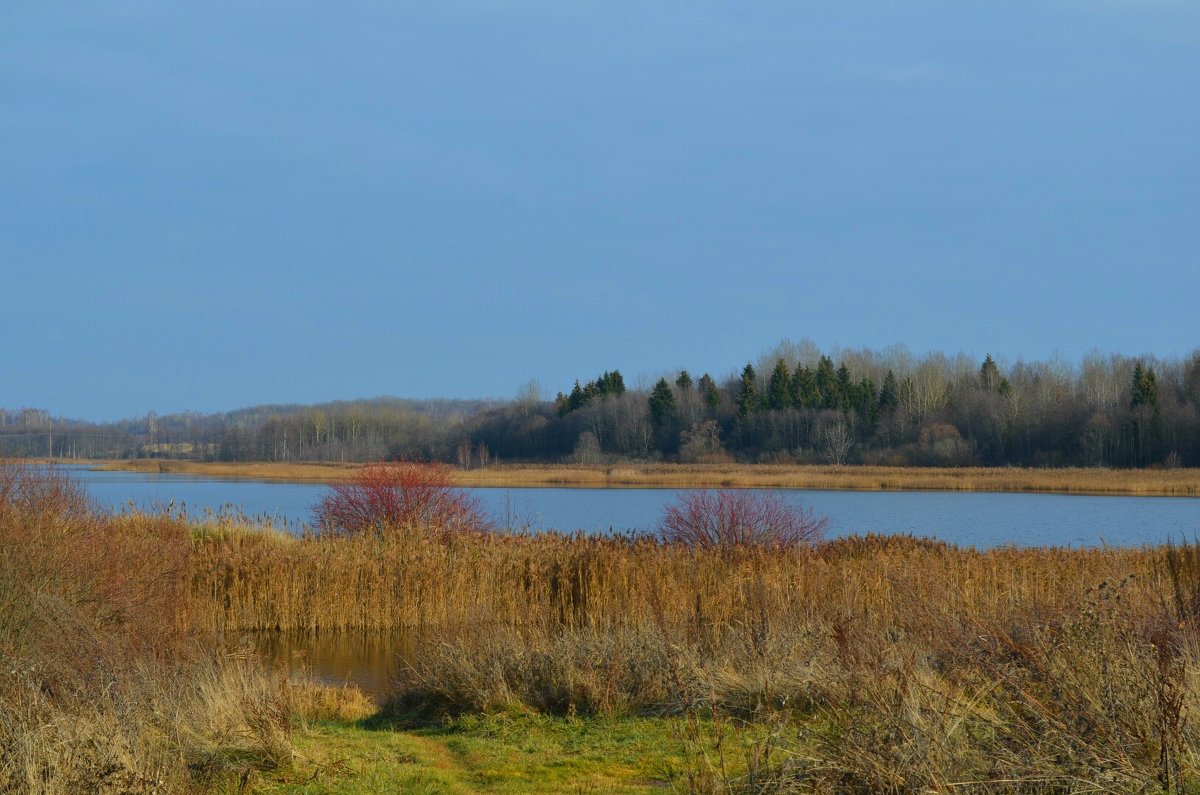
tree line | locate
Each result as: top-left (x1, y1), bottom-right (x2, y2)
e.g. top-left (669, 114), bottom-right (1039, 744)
top-left (3, 343), bottom-right (1199, 468)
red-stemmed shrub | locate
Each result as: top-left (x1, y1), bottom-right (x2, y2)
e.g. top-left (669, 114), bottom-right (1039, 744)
top-left (314, 461), bottom-right (491, 539)
top-left (659, 489), bottom-right (827, 550)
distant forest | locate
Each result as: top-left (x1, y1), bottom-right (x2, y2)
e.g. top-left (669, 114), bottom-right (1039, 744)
top-left (4, 343), bottom-right (1199, 469)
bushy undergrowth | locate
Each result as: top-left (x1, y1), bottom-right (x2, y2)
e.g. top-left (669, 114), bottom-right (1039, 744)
top-left (0, 462), bottom-right (301, 793)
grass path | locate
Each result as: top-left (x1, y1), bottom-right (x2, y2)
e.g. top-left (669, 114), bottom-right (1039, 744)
top-left (240, 712), bottom-right (698, 794)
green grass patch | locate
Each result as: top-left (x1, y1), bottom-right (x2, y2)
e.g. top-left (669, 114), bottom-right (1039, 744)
top-left (240, 710), bottom-right (711, 794)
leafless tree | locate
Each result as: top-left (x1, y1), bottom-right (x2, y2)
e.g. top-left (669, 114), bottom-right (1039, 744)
top-left (821, 420), bottom-right (854, 465)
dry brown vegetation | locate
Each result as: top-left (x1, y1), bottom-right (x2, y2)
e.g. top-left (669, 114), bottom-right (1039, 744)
top-left (191, 516), bottom-right (1200, 790)
top-left (0, 463), bottom-right (356, 793)
top-left (11, 460), bottom-right (1200, 791)
top-left (96, 458), bottom-right (1200, 495)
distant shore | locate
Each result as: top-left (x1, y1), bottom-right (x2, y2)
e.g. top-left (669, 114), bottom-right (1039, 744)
top-left (85, 459), bottom-right (1200, 496)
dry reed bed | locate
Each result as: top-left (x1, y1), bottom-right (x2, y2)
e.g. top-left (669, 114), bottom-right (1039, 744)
top-left (190, 528), bottom-right (1163, 635)
top-left (191, 528), bottom-right (1200, 790)
top-left (98, 458), bottom-right (1200, 495)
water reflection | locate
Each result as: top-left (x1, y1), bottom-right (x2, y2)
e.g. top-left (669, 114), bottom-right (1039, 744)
top-left (251, 631), bottom-right (416, 700)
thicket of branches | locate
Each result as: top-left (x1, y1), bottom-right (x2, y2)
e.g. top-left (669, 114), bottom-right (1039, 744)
top-left (5, 343), bottom-right (1200, 468)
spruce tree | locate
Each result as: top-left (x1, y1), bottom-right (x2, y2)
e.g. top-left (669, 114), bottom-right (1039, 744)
top-left (1131, 363), bottom-right (1158, 409)
top-left (736, 364), bottom-right (759, 417)
top-left (879, 370), bottom-right (899, 412)
top-left (675, 370), bottom-right (693, 391)
top-left (815, 356), bottom-right (837, 409)
top-left (698, 373), bottom-right (720, 411)
top-left (766, 360), bottom-right (794, 411)
top-left (835, 364), bottom-right (853, 411)
top-left (791, 364), bottom-right (817, 408)
top-left (855, 376), bottom-right (879, 419)
top-left (980, 355), bottom-right (1002, 392)
top-left (567, 380), bottom-right (586, 413)
top-left (649, 378), bottom-right (676, 423)
top-left (597, 370), bottom-right (627, 396)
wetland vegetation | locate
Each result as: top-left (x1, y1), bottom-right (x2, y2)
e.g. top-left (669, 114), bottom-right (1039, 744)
top-left (6, 460), bottom-right (1200, 792)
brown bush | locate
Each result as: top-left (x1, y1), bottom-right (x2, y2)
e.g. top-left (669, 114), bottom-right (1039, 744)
top-left (313, 461), bottom-right (491, 538)
top-left (659, 489), bottom-right (827, 550)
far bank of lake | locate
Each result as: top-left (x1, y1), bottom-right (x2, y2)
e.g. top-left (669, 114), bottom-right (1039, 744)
top-left (93, 459), bottom-right (1200, 496)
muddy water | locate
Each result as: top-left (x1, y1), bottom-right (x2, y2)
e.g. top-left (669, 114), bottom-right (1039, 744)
top-left (251, 631), bottom-right (418, 700)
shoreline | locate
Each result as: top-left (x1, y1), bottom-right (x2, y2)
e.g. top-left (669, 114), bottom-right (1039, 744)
top-left (77, 459), bottom-right (1200, 496)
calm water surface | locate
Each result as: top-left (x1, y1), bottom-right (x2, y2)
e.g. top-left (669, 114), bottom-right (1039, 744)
top-left (69, 465), bottom-right (1199, 548)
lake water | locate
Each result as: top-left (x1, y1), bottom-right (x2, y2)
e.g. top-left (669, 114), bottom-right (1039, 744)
top-left (67, 464), bottom-right (1199, 548)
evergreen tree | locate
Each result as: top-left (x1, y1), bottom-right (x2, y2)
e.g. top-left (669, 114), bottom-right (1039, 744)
top-left (597, 370), bottom-right (626, 396)
top-left (791, 364), bottom-right (817, 408)
top-left (555, 392), bottom-right (570, 417)
top-left (675, 370), bottom-right (693, 391)
top-left (814, 356), bottom-right (837, 409)
top-left (566, 381), bottom-right (586, 413)
top-left (979, 354), bottom-right (1002, 391)
top-left (766, 360), bottom-right (794, 411)
top-left (649, 378), bottom-right (676, 423)
top-left (1131, 363), bottom-right (1158, 409)
top-left (879, 370), bottom-right (899, 412)
top-left (853, 376), bottom-right (879, 419)
top-left (835, 364), bottom-right (853, 411)
top-left (698, 373), bottom-right (720, 411)
top-left (736, 364), bottom-right (759, 417)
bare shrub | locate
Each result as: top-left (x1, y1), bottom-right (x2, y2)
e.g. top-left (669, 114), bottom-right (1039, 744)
top-left (0, 459), bottom-right (93, 530)
top-left (571, 431), bottom-right (603, 464)
top-left (678, 420), bottom-right (728, 464)
top-left (659, 489), bottom-right (827, 550)
top-left (916, 422), bottom-right (974, 466)
top-left (313, 461), bottom-right (490, 538)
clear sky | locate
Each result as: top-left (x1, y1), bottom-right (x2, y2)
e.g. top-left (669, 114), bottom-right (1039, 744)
top-left (2, 2), bottom-right (1197, 420)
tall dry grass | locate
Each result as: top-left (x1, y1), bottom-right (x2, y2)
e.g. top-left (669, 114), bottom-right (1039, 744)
top-left (191, 527), bottom-right (1156, 637)
top-left (189, 520), bottom-right (1200, 790)
top-left (0, 462), bottom-right (299, 793)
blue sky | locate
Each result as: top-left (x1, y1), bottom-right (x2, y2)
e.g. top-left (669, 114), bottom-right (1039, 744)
top-left (2, 1), bottom-right (1197, 420)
